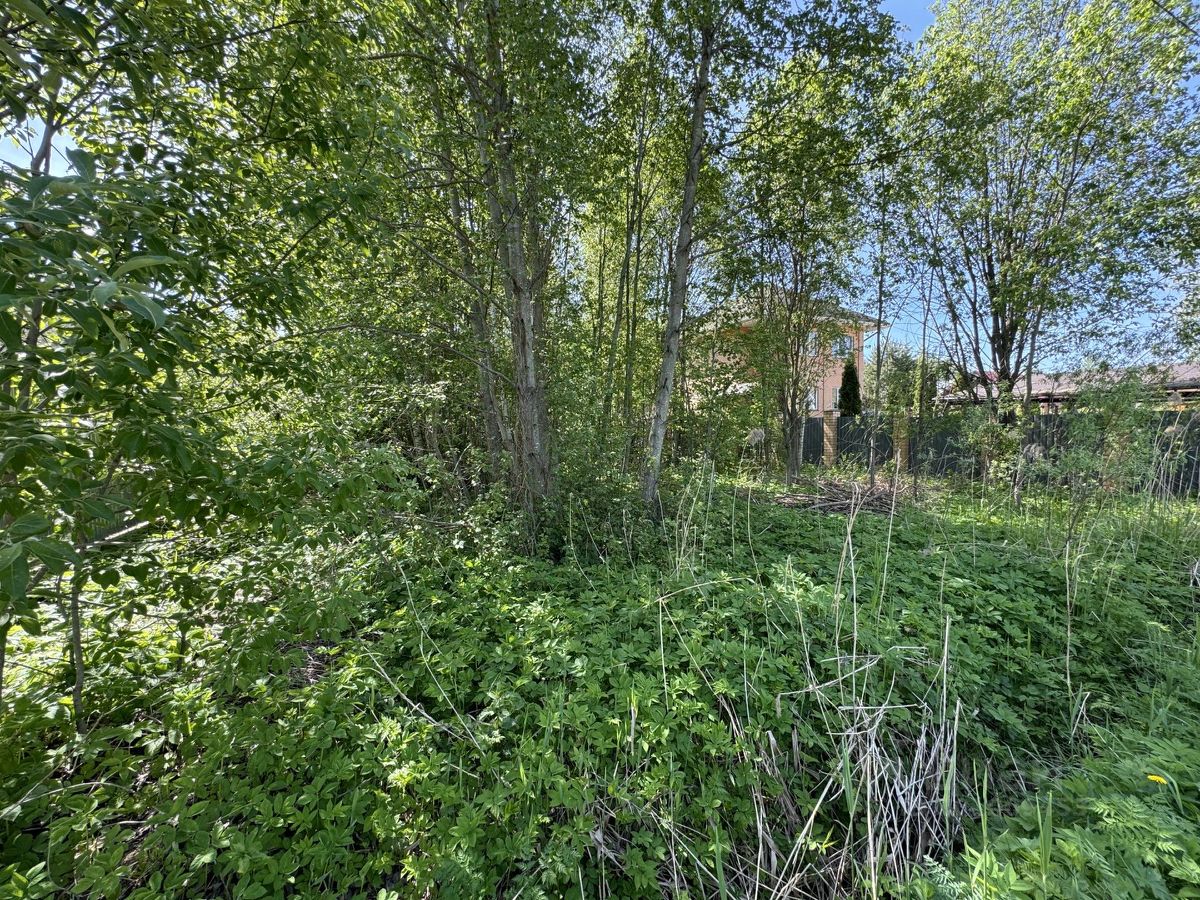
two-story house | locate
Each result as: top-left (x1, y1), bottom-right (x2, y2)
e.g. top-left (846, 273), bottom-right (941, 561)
top-left (809, 310), bottom-right (872, 413)
top-left (709, 307), bottom-right (875, 413)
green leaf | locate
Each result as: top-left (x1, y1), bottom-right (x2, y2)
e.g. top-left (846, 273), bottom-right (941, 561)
top-left (66, 148), bottom-right (96, 181)
top-left (0, 38), bottom-right (29, 73)
top-left (27, 537), bottom-right (79, 575)
top-left (121, 292), bottom-right (167, 329)
top-left (92, 568), bottom-right (120, 588)
top-left (0, 310), bottom-right (21, 349)
top-left (26, 175), bottom-right (55, 201)
top-left (67, 304), bottom-right (101, 339)
top-left (121, 562), bottom-right (152, 582)
top-left (0, 544), bottom-right (22, 573)
top-left (8, 514), bottom-right (51, 538)
top-left (113, 255), bottom-right (177, 279)
top-left (0, 549), bottom-right (29, 601)
top-left (0, 802), bottom-right (23, 822)
top-left (54, 5), bottom-right (95, 45)
top-left (80, 499), bottom-right (118, 522)
top-left (9, 0), bottom-right (52, 28)
top-left (41, 68), bottom-right (61, 96)
top-left (99, 310), bottom-right (130, 351)
top-left (93, 281), bottom-right (119, 304)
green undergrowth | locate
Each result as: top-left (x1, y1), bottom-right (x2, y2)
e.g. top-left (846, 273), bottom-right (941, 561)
top-left (1, 457), bottom-right (1198, 898)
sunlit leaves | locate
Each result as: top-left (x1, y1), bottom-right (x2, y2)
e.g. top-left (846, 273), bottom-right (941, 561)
top-left (908, 0), bottom-right (1199, 380)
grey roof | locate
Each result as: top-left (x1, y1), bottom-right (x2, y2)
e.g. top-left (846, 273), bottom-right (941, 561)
top-left (942, 363), bottom-right (1200, 402)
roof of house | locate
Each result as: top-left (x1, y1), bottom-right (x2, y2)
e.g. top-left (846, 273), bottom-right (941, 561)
top-left (942, 363), bottom-right (1200, 403)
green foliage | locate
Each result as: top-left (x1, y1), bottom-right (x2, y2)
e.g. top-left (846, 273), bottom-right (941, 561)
top-left (959, 403), bottom-right (1025, 484)
top-left (0, 0), bottom-right (390, 671)
top-left (909, 0), bottom-right (1198, 393)
top-left (3, 464), bottom-right (1198, 898)
top-left (913, 711), bottom-right (1200, 899)
top-left (867, 346), bottom-right (945, 417)
top-left (1, 1), bottom-right (1198, 899)
top-left (1037, 373), bottom-right (1177, 499)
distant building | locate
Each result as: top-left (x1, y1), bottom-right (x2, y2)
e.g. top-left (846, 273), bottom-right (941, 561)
top-left (708, 307), bottom-right (878, 413)
top-left (940, 363), bottom-right (1200, 412)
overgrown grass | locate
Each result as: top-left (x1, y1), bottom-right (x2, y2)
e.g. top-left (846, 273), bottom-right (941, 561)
top-left (2, 456), bottom-right (1198, 898)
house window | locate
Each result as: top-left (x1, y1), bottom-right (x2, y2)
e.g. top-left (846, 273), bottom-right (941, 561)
top-left (832, 386), bottom-right (841, 410)
top-left (832, 334), bottom-right (853, 357)
top-left (808, 388), bottom-right (818, 411)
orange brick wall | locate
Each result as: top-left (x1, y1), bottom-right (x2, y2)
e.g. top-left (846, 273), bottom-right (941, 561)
top-left (810, 323), bottom-right (866, 412)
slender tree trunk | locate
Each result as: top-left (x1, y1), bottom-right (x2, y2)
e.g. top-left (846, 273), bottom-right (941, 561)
top-left (0, 624), bottom-right (8, 710)
top-left (914, 274), bottom-right (931, 497)
top-left (641, 26), bottom-right (713, 512)
top-left (782, 403), bottom-right (805, 485)
top-left (598, 228), bottom-right (626, 446)
top-left (498, 155), bottom-right (553, 505)
top-left (594, 222), bottom-right (608, 361)
top-left (1011, 317), bottom-right (1039, 508)
top-left (469, 295), bottom-right (510, 477)
top-left (1024, 327), bottom-right (1037, 417)
top-left (620, 208), bottom-right (645, 433)
top-left (464, 5), bottom-right (554, 511)
top-left (437, 120), bottom-right (509, 479)
top-left (868, 167), bottom-right (887, 489)
top-left (436, 13), bottom-right (509, 480)
top-left (69, 570), bottom-right (85, 734)
top-left (601, 130), bottom-right (646, 445)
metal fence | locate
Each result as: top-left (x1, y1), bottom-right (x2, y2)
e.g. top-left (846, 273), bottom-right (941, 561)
top-left (802, 416), bottom-right (823, 465)
top-left (836, 415), bottom-right (891, 465)
top-left (1152, 411), bottom-right (1200, 494)
top-left (801, 411), bottom-right (1200, 495)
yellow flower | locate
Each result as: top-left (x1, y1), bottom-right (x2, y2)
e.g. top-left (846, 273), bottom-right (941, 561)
top-left (1148, 774), bottom-right (1168, 785)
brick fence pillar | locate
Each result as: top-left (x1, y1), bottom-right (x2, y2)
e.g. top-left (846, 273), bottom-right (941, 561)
top-left (894, 416), bottom-right (909, 471)
top-left (823, 410), bottom-right (838, 467)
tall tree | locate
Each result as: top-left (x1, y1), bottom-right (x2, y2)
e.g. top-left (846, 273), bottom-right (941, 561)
top-left (584, 29), bottom-right (674, 460)
top-left (641, 9), bottom-right (715, 511)
top-left (640, 0), bottom-right (896, 506)
top-left (910, 0), bottom-right (1199, 414)
top-left (451, 0), bottom-right (584, 510)
top-left (347, 0), bottom-right (602, 519)
top-left (719, 35), bottom-right (894, 482)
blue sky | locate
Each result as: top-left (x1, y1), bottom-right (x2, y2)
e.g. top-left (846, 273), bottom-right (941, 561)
top-left (863, 0), bottom-right (938, 360)
top-left (879, 0), bottom-right (936, 40)
top-left (0, 121), bottom-right (74, 175)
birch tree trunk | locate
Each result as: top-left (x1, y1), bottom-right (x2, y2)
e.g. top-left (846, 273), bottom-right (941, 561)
top-left (600, 124), bottom-right (647, 447)
top-left (462, 0), bottom-right (554, 511)
top-left (641, 26), bottom-right (713, 512)
top-left (431, 86), bottom-right (511, 482)
top-left (497, 155), bottom-right (553, 505)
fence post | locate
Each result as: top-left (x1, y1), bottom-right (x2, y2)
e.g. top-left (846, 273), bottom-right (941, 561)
top-left (823, 410), bottom-right (838, 466)
top-left (894, 416), bottom-right (909, 471)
